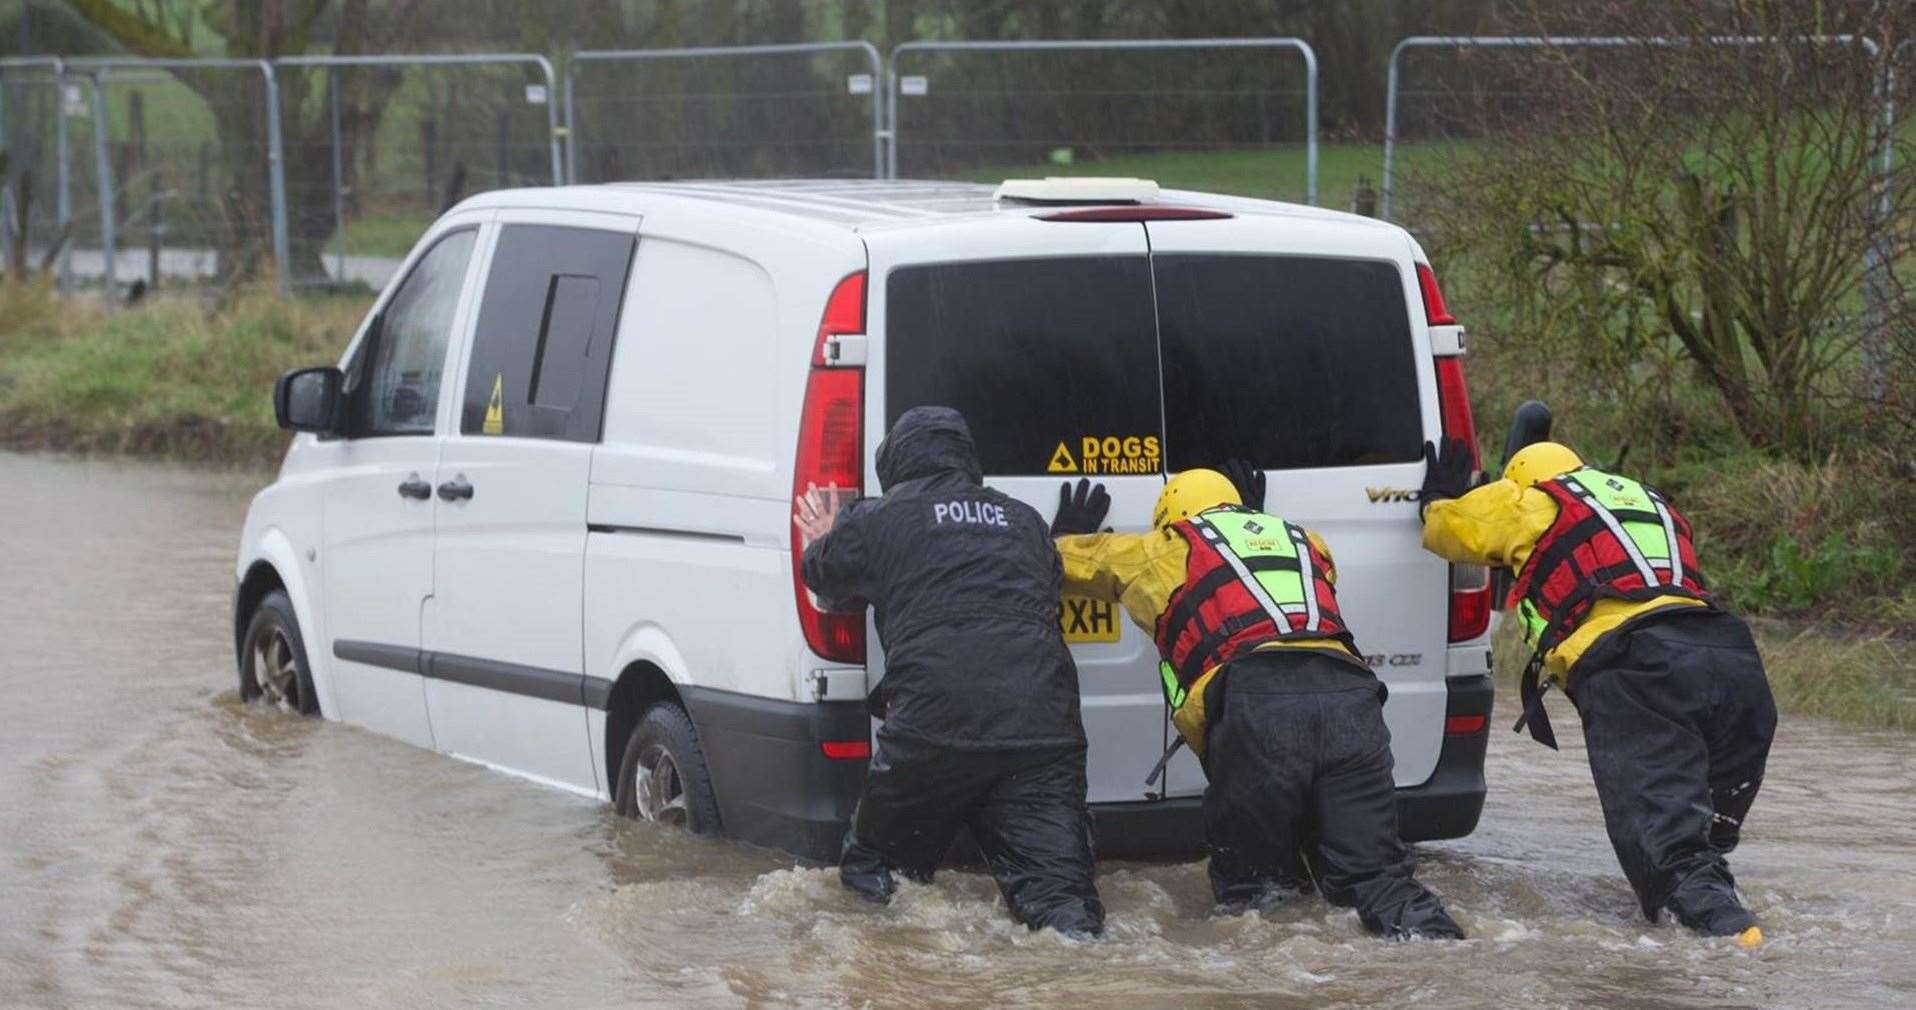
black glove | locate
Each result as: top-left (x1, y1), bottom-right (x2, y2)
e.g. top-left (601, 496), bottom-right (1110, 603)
top-left (1219, 458), bottom-right (1266, 512)
top-left (1051, 478), bottom-right (1112, 536)
top-left (1419, 438), bottom-right (1474, 517)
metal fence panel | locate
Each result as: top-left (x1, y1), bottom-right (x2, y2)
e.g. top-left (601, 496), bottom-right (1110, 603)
top-left (275, 54), bottom-right (560, 290)
top-left (565, 42), bottom-right (884, 185)
top-left (0, 57), bottom-right (75, 288)
top-left (1380, 35), bottom-right (1883, 222)
top-left (886, 38), bottom-right (1317, 205)
top-left (60, 57), bottom-right (287, 290)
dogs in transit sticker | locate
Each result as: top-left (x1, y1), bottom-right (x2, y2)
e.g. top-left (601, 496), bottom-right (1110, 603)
top-left (1047, 435), bottom-right (1161, 475)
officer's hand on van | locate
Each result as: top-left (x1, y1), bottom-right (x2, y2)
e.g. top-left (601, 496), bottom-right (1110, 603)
top-left (1051, 478), bottom-right (1111, 536)
top-left (1418, 439), bottom-right (1474, 515)
top-left (794, 482), bottom-right (844, 542)
top-left (1220, 458), bottom-right (1266, 512)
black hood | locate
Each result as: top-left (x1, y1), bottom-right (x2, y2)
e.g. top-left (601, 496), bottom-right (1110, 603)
top-left (875, 406), bottom-right (983, 491)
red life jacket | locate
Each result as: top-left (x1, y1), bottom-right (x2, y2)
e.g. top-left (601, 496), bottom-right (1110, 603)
top-left (1151, 508), bottom-right (1358, 698)
top-left (1508, 470), bottom-right (1711, 655)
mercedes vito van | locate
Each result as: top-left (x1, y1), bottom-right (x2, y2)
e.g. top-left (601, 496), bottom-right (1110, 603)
top-left (234, 178), bottom-right (1494, 862)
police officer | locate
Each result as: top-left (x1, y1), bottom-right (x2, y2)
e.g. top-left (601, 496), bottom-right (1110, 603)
top-left (795, 406), bottom-right (1103, 937)
top-left (1419, 438), bottom-right (1775, 946)
top-left (1050, 467), bottom-right (1463, 940)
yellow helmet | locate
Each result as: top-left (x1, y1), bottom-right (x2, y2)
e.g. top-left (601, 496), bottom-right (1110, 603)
top-left (1153, 469), bottom-right (1241, 528)
top-left (1504, 441), bottom-right (1583, 486)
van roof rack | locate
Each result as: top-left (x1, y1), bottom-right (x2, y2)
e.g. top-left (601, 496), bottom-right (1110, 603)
top-left (994, 177), bottom-right (1161, 205)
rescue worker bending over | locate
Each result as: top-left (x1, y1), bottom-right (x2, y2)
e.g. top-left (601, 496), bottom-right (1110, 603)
top-left (795, 406), bottom-right (1103, 938)
top-left (1419, 438), bottom-right (1776, 946)
top-left (1050, 467), bottom-right (1462, 940)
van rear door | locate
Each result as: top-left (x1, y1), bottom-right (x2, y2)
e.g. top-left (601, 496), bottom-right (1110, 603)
top-left (867, 220), bottom-right (1176, 803)
top-left (1143, 216), bottom-right (1449, 796)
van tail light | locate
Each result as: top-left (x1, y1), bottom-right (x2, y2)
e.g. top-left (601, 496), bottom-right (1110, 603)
top-left (792, 272), bottom-right (868, 665)
top-left (1423, 262), bottom-right (1492, 642)
top-left (1416, 262), bottom-right (1458, 326)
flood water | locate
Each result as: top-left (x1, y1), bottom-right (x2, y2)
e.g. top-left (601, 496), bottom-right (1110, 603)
top-left (2, 449), bottom-right (1912, 1009)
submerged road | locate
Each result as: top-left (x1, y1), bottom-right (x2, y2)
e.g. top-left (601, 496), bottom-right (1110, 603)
top-left (2, 450), bottom-right (1911, 1009)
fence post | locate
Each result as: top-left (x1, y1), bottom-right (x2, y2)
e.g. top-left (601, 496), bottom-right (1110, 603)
top-left (858, 41), bottom-right (884, 181)
top-left (0, 80), bottom-right (12, 272)
top-left (563, 56), bottom-right (579, 184)
top-left (532, 55), bottom-right (562, 184)
top-left (329, 68), bottom-right (345, 283)
top-left (88, 73), bottom-right (116, 288)
top-left (1296, 40), bottom-right (1318, 206)
top-left (885, 52), bottom-right (898, 180)
top-left (54, 59), bottom-right (71, 291)
top-left (260, 60), bottom-right (290, 292)
top-left (1380, 38), bottom-right (1408, 222)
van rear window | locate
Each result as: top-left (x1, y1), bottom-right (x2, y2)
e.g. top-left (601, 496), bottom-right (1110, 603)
top-left (1153, 255), bottom-right (1422, 471)
top-left (886, 253), bottom-right (1422, 478)
top-left (886, 257), bottom-right (1163, 477)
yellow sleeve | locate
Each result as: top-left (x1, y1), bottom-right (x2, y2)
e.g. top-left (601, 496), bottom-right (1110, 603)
top-left (1055, 532), bottom-right (1157, 604)
top-left (1304, 530), bottom-right (1337, 586)
top-left (1420, 479), bottom-right (1557, 568)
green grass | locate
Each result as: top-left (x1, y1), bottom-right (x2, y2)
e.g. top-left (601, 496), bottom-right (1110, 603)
top-left (329, 207), bottom-right (439, 259)
top-left (1490, 614), bottom-right (1915, 731)
top-left (0, 281), bottom-right (372, 466)
top-left (1756, 623), bottom-right (1916, 731)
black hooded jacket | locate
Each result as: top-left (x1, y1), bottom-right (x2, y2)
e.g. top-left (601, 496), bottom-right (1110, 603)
top-left (801, 407), bottom-right (1087, 751)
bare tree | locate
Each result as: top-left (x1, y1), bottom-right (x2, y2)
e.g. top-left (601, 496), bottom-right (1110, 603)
top-left (1414, 0), bottom-right (1911, 457)
top-left (59, 0), bottom-right (434, 280)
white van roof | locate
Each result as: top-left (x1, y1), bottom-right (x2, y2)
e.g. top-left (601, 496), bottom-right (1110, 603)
top-left (456, 179), bottom-right (1402, 237)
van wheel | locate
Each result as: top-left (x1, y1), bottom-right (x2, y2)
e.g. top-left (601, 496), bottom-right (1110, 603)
top-left (240, 590), bottom-right (319, 716)
top-left (615, 703), bottom-right (720, 834)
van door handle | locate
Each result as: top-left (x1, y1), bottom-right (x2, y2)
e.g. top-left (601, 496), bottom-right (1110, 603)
top-left (397, 474), bottom-right (432, 500)
top-left (436, 476), bottom-right (474, 502)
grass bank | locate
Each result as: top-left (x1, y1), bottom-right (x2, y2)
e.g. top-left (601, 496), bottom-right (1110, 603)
top-left (1491, 616), bottom-right (1914, 733)
top-left (0, 281), bottom-right (370, 468)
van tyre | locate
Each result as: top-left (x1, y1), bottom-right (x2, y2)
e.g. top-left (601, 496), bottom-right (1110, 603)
top-left (616, 702), bottom-right (721, 834)
top-left (239, 590), bottom-right (319, 715)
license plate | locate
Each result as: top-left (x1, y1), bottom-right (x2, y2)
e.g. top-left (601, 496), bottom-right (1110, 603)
top-left (1059, 595), bottom-right (1120, 643)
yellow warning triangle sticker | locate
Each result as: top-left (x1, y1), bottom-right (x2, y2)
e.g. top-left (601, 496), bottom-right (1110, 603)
top-left (1047, 442), bottom-right (1078, 473)
top-left (482, 374), bottom-right (505, 434)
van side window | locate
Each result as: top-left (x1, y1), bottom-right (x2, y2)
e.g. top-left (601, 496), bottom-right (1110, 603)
top-left (1153, 255), bottom-right (1423, 470)
top-left (460, 224), bottom-right (637, 442)
top-left (342, 228), bottom-right (478, 438)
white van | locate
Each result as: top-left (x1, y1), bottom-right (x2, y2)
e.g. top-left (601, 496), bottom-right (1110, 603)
top-left (234, 179), bottom-right (1494, 862)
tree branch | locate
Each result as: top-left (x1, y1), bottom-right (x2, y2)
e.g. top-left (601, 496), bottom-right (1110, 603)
top-left (63, 0), bottom-right (196, 59)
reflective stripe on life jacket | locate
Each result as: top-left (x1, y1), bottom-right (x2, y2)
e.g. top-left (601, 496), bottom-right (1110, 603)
top-left (1509, 469), bottom-right (1711, 655)
top-left (1152, 508), bottom-right (1356, 712)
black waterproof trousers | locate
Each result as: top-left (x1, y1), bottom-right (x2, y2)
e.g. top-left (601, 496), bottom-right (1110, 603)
top-left (1202, 653), bottom-right (1463, 940)
top-left (839, 734), bottom-right (1104, 937)
top-left (1566, 609), bottom-right (1776, 935)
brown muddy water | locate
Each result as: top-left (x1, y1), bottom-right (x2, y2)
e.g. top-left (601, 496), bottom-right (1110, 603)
top-left (2, 450), bottom-right (1912, 1009)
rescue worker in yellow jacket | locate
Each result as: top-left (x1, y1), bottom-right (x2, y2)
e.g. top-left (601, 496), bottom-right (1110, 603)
top-left (1419, 437), bottom-right (1775, 946)
top-left (1049, 466), bottom-right (1463, 940)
